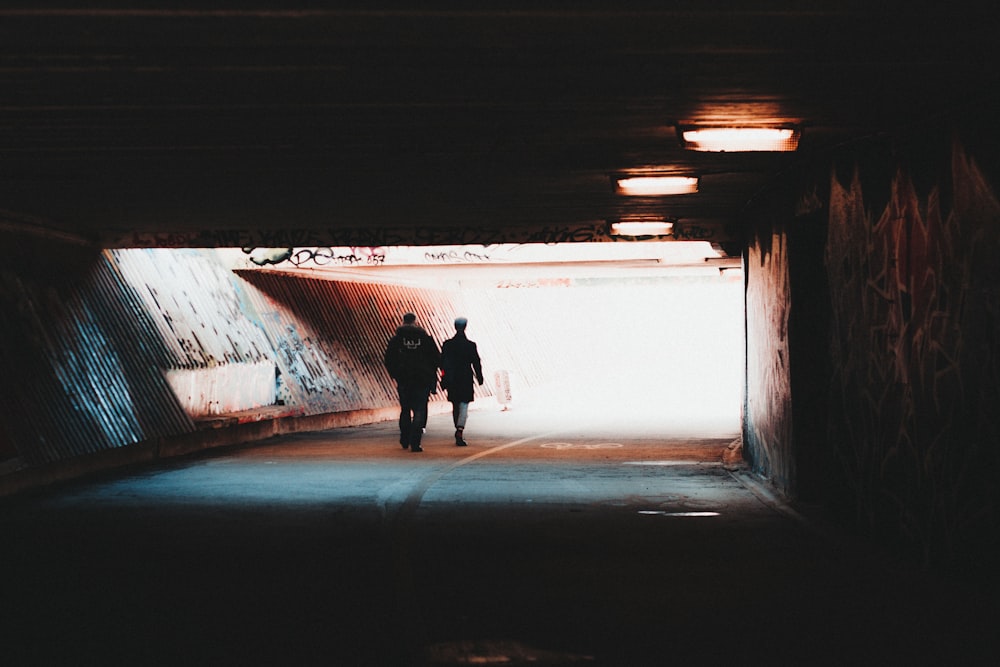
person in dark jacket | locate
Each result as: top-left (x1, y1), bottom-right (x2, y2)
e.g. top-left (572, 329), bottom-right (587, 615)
top-left (383, 312), bottom-right (440, 452)
top-left (439, 316), bottom-right (484, 447)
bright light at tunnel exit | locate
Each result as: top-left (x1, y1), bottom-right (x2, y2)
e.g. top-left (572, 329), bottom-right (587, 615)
top-left (421, 244), bottom-right (746, 435)
top-left (501, 270), bottom-right (744, 434)
top-left (217, 241), bottom-right (744, 435)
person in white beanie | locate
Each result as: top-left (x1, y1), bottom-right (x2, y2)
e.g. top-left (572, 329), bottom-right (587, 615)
top-left (439, 316), bottom-right (484, 447)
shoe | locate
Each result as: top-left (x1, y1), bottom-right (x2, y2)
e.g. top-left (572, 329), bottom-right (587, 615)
top-left (455, 438), bottom-right (467, 447)
top-left (410, 446), bottom-right (424, 453)
top-left (400, 436), bottom-right (409, 449)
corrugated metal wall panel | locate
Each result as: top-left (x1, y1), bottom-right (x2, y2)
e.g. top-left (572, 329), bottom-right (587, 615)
top-left (0, 243), bottom-right (559, 472)
top-left (164, 361), bottom-right (277, 417)
top-left (112, 249), bottom-right (283, 416)
top-left (451, 286), bottom-right (555, 393)
top-left (231, 274), bottom-right (360, 414)
top-left (113, 249), bottom-right (275, 368)
top-left (0, 252), bottom-right (196, 466)
top-left (233, 271), bottom-right (464, 415)
top-left (233, 269), bottom-right (585, 412)
top-left (98, 257), bottom-right (199, 437)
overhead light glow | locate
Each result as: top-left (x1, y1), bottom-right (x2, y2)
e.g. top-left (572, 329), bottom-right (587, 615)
top-left (680, 127), bottom-right (800, 152)
top-left (638, 511), bottom-right (721, 517)
top-left (608, 220), bottom-right (674, 237)
top-left (616, 175), bottom-right (699, 196)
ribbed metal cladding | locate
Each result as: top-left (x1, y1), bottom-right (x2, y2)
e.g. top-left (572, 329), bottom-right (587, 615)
top-left (0, 244), bottom-right (562, 470)
top-left (234, 271), bottom-right (465, 415)
top-left (0, 252), bottom-right (195, 467)
top-left (450, 285), bottom-right (553, 391)
top-left (113, 249), bottom-right (275, 369)
top-left (112, 249), bottom-right (281, 415)
top-left (232, 268), bottom-right (587, 412)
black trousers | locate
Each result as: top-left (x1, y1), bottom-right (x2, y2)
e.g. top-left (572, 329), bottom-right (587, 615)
top-left (397, 382), bottom-right (431, 446)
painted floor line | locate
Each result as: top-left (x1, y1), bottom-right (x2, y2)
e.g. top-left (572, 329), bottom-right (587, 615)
top-left (450, 432), bottom-right (561, 468)
top-left (387, 431), bottom-right (560, 635)
top-left (623, 460), bottom-right (722, 466)
top-left (391, 431), bottom-right (561, 528)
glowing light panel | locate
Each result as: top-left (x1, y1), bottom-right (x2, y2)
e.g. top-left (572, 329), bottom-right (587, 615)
top-left (681, 127), bottom-right (799, 152)
top-left (609, 220), bottom-right (674, 236)
top-left (616, 176), bottom-right (699, 196)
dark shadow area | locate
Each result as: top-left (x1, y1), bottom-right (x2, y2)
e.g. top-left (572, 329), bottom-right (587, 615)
top-left (2, 409), bottom-right (995, 666)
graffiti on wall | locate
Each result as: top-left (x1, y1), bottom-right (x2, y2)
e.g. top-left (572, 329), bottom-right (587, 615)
top-left (672, 222), bottom-right (718, 241)
top-left (825, 144), bottom-right (1000, 569)
top-left (744, 230), bottom-right (793, 490)
top-left (287, 247), bottom-right (387, 267)
top-left (496, 278), bottom-right (572, 289)
top-left (423, 248), bottom-right (494, 263)
top-left (113, 221), bottom-right (621, 249)
top-left (113, 220), bottom-right (737, 251)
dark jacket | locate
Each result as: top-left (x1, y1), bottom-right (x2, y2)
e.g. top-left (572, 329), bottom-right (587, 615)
top-left (440, 332), bottom-right (483, 403)
top-left (384, 323), bottom-right (440, 387)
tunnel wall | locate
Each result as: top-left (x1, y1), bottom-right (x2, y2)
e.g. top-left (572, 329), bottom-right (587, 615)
top-left (0, 246), bottom-right (196, 470)
top-left (825, 136), bottom-right (1000, 571)
top-left (744, 228), bottom-right (793, 492)
top-left (746, 115), bottom-right (1000, 573)
top-left (0, 247), bottom-right (502, 493)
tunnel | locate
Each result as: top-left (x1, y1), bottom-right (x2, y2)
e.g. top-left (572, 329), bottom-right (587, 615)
top-left (2, 4), bottom-right (1000, 666)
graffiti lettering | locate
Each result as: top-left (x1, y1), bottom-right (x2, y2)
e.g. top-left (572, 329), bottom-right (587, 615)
top-left (111, 222), bottom-right (644, 249)
top-left (673, 223), bottom-right (716, 240)
top-left (123, 231), bottom-right (208, 248)
top-left (243, 247), bottom-right (293, 266)
top-left (524, 222), bottom-right (610, 244)
top-left (424, 249), bottom-right (494, 263)
top-left (496, 278), bottom-right (572, 288)
top-left (287, 247), bottom-right (387, 267)
top-left (198, 230), bottom-right (255, 248)
top-left (326, 228), bottom-right (410, 247)
top-left (255, 229), bottom-right (326, 248)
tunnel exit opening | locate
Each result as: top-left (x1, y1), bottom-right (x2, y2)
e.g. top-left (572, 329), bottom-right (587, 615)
top-left (453, 259), bottom-right (745, 438)
top-left (214, 241), bottom-right (746, 439)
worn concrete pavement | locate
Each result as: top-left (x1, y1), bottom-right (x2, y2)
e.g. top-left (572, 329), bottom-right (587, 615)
top-left (2, 388), bottom-right (997, 665)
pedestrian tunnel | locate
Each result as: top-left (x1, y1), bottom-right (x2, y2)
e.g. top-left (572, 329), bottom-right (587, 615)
top-left (222, 241), bottom-right (744, 438)
top-left (0, 240), bottom-right (745, 488)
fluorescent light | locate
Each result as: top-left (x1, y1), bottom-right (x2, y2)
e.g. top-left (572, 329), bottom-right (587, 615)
top-left (638, 511), bottom-right (721, 517)
top-left (616, 175), bottom-right (699, 196)
top-left (608, 220), bottom-right (674, 237)
top-left (680, 127), bottom-right (800, 152)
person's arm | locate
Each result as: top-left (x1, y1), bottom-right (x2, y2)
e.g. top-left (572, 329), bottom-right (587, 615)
top-left (472, 342), bottom-right (484, 385)
top-left (428, 334), bottom-right (442, 369)
top-left (427, 333), bottom-right (442, 393)
top-left (383, 337), bottom-right (398, 380)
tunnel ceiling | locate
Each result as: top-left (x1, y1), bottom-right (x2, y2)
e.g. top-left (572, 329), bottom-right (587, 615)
top-left (1, 2), bottom-right (995, 252)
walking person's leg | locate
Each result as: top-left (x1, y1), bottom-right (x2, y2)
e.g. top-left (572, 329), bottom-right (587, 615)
top-left (409, 385), bottom-right (430, 452)
top-left (397, 383), bottom-right (413, 449)
top-left (454, 401), bottom-right (469, 446)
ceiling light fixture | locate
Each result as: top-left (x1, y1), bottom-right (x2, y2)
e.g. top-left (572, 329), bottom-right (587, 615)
top-left (615, 175), bottom-right (699, 196)
top-left (679, 126), bottom-right (801, 152)
top-left (608, 219), bottom-right (675, 237)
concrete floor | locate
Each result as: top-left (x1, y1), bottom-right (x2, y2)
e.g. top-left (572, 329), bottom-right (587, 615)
top-left (2, 392), bottom-right (997, 666)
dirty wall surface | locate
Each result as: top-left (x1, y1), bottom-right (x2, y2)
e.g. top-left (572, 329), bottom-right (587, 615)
top-left (745, 123), bottom-right (1000, 577)
top-left (0, 248), bottom-right (463, 478)
top-left (825, 141), bottom-right (1000, 573)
